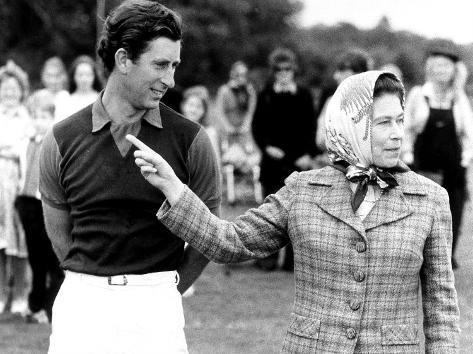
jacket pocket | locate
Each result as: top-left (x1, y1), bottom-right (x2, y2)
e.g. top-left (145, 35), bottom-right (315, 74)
top-left (282, 313), bottom-right (320, 353)
top-left (381, 323), bottom-right (419, 345)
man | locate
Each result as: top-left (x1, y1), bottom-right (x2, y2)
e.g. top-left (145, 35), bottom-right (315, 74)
top-left (251, 48), bottom-right (319, 271)
top-left (39, 1), bottom-right (221, 353)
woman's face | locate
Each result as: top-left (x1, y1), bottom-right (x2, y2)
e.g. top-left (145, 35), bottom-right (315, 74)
top-left (42, 64), bottom-right (66, 93)
top-left (230, 64), bottom-right (248, 86)
top-left (0, 76), bottom-right (22, 107)
top-left (74, 62), bottom-right (95, 92)
top-left (181, 95), bottom-right (205, 123)
top-left (274, 62), bottom-right (295, 86)
top-left (426, 55), bottom-right (456, 84)
top-left (371, 93), bottom-right (404, 168)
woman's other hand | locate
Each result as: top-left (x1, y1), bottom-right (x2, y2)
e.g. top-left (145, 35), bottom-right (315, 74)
top-left (265, 145), bottom-right (285, 160)
top-left (126, 134), bottom-right (184, 205)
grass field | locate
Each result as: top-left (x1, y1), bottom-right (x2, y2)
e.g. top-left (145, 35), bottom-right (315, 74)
top-left (1, 191), bottom-right (472, 353)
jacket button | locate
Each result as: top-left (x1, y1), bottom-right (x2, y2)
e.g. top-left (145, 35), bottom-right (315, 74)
top-left (354, 271), bottom-right (365, 282)
top-left (349, 300), bottom-right (361, 311)
top-left (355, 241), bottom-right (366, 253)
top-left (346, 327), bottom-right (357, 339)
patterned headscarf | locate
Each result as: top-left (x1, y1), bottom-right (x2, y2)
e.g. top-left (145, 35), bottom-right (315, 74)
top-left (325, 71), bottom-right (408, 211)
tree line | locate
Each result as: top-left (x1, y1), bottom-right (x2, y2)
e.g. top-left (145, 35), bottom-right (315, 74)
top-left (2, 0), bottom-right (472, 93)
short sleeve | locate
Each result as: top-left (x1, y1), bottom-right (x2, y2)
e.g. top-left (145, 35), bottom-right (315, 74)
top-left (39, 128), bottom-right (69, 210)
top-left (187, 128), bottom-right (222, 216)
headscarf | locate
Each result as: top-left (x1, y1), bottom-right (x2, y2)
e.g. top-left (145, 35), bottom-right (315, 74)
top-left (324, 70), bottom-right (408, 211)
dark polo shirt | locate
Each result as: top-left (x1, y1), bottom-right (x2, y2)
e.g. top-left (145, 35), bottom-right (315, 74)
top-left (39, 97), bottom-right (221, 276)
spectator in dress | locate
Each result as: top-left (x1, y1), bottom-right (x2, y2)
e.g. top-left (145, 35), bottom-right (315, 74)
top-left (0, 60), bottom-right (31, 314)
top-left (216, 61), bottom-right (261, 204)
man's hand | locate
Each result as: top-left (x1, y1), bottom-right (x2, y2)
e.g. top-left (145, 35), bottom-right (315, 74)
top-left (265, 145), bottom-right (285, 160)
top-left (126, 134), bottom-right (184, 205)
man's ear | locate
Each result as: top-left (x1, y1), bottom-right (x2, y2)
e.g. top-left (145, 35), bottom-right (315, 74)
top-left (115, 48), bottom-right (129, 74)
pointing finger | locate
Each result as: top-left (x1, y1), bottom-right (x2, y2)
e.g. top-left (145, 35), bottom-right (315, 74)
top-left (126, 134), bottom-right (153, 153)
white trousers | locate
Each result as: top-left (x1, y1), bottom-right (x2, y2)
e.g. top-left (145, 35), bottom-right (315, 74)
top-left (48, 270), bottom-right (188, 354)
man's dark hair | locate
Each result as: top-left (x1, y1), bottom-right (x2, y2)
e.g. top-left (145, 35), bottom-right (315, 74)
top-left (373, 73), bottom-right (405, 107)
top-left (97, 0), bottom-right (182, 74)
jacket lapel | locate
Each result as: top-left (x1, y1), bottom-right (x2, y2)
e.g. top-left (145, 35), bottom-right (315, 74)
top-left (308, 168), bottom-right (367, 239)
top-left (363, 171), bottom-right (426, 230)
top-left (307, 168), bottom-right (427, 236)
top-left (362, 187), bottom-right (411, 230)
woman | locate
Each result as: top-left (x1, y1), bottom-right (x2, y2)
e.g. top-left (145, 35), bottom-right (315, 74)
top-left (403, 40), bottom-right (473, 269)
top-left (128, 71), bottom-right (459, 352)
top-left (251, 48), bottom-right (317, 271)
top-left (63, 55), bottom-right (102, 118)
top-left (215, 61), bottom-right (261, 203)
top-left (180, 85), bottom-right (220, 163)
top-left (0, 60), bottom-right (31, 314)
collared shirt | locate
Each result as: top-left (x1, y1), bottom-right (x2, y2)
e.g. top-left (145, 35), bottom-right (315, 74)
top-left (91, 94), bottom-right (163, 156)
top-left (273, 82), bottom-right (297, 94)
top-left (39, 96), bottom-right (221, 275)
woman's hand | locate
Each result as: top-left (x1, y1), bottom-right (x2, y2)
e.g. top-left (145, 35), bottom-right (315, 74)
top-left (126, 134), bottom-right (184, 205)
top-left (265, 145), bottom-right (285, 160)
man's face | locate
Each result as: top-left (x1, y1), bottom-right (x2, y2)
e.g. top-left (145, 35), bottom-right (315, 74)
top-left (124, 37), bottom-right (181, 110)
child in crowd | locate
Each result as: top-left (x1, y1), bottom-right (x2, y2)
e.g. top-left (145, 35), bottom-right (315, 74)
top-left (0, 60), bottom-right (31, 314)
top-left (15, 90), bottom-right (64, 323)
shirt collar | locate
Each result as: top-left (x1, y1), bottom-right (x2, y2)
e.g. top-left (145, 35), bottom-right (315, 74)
top-left (273, 82), bottom-right (297, 94)
top-left (91, 93), bottom-right (163, 133)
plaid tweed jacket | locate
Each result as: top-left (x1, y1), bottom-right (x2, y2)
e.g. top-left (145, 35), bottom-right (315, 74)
top-left (158, 166), bottom-right (459, 353)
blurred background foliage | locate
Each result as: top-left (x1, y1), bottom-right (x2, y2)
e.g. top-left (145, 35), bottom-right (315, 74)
top-left (1, 0), bottom-right (472, 94)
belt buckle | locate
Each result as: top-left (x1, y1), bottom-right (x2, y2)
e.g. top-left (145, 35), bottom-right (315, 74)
top-left (108, 275), bottom-right (128, 286)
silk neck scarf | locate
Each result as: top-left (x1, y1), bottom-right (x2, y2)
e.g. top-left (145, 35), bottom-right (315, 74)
top-left (324, 71), bottom-right (409, 211)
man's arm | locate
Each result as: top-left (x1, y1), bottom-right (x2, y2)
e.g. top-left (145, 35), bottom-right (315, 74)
top-left (176, 246), bottom-right (209, 294)
top-left (42, 203), bottom-right (73, 262)
top-left (179, 128), bottom-right (222, 294)
top-left (39, 128), bottom-right (72, 262)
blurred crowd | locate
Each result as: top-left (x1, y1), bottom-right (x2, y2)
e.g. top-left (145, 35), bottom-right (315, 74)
top-left (1, 37), bottom-right (472, 320)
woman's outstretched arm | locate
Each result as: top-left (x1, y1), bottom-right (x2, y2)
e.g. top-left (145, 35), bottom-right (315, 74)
top-left (126, 134), bottom-right (292, 263)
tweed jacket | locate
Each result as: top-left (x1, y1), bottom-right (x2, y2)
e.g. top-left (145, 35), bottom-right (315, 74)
top-left (158, 166), bottom-right (459, 353)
